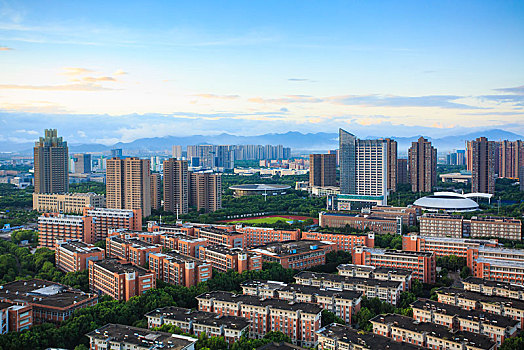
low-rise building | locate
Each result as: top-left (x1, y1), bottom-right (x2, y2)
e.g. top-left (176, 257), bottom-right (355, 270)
top-left (336, 264), bottom-right (412, 291)
top-left (199, 245), bottom-right (262, 273)
top-left (249, 240), bottom-right (336, 270)
top-left (294, 271), bottom-right (404, 305)
top-left (318, 212), bottom-right (403, 234)
top-left (301, 232), bottom-right (374, 251)
top-left (238, 226), bottom-right (302, 246)
top-left (0, 301), bottom-right (32, 333)
top-left (241, 280), bottom-right (362, 324)
top-left (86, 323), bottom-right (197, 350)
top-left (195, 227), bottom-right (245, 248)
top-left (370, 313), bottom-right (495, 350)
top-left (352, 247), bottom-right (436, 284)
top-left (38, 213), bottom-right (95, 247)
top-left (84, 207), bottom-right (142, 241)
top-left (33, 192), bottom-right (105, 214)
top-left (149, 251), bottom-right (212, 287)
top-left (403, 234), bottom-right (499, 258)
top-left (463, 277), bottom-right (524, 300)
top-left (196, 291), bottom-right (322, 347)
top-left (411, 298), bottom-right (519, 346)
top-left (419, 213), bottom-right (522, 240)
top-left (317, 323), bottom-right (424, 350)
top-left (55, 239), bottom-right (105, 272)
top-left (0, 279), bottom-right (97, 325)
top-left (88, 259), bottom-right (155, 301)
top-left (106, 235), bottom-right (161, 266)
top-left (145, 307), bottom-right (249, 345)
top-left (437, 287), bottom-right (524, 328)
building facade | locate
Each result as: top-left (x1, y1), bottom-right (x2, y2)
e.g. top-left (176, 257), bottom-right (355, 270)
top-left (188, 172), bottom-right (222, 212)
top-left (150, 173), bottom-right (162, 211)
top-left (106, 157), bottom-right (152, 217)
top-left (408, 137), bottom-right (437, 193)
top-left (32, 192), bottom-right (105, 214)
top-left (309, 153), bottom-right (337, 187)
top-left (163, 158), bottom-right (189, 214)
top-left (468, 137), bottom-right (496, 194)
top-left (55, 239), bottom-right (105, 272)
top-left (33, 129), bottom-right (69, 194)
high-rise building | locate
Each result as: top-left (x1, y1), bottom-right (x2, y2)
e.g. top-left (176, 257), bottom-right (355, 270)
top-left (339, 129), bottom-right (387, 204)
top-left (187, 145), bottom-right (215, 168)
top-left (110, 149), bottom-right (123, 158)
top-left (468, 137), bottom-right (495, 194)
top-left (33, 129), bottom-right (69, 194)
top-left (385, 139), bottom-right (397, 192)
top-left (188, 172), bottom-right (222, 212)
top-left (163, 158), bottom-right (188, 214)
top-left (215, 145), bottom-right (235, 169)
top-left (106, 157), bottom-right (151, 217)
top-left (328, 149), bottom-right (339, 166)
top-left (72, 153), bottom-right (91, 174)
top-left (309, 154), bottom-right (337, 187)
top-left (150, 173), bottom-right (161, 211)
top-left (397, 159), bottom-right (408, 184)
top-left (172, 145), bottom-right (183, 159)
top-left (446, 150), bottom-right (466, 166)
top-left (408, 137), bottom-right (437, 193)
top-left (498, 140), bottom-right (524, 179)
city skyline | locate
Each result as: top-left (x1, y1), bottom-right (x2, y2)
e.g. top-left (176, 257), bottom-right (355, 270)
top-left (0, 1), bottom-right (523, 146)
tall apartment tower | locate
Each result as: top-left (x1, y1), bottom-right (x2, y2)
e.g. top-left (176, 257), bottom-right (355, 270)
top-left (188, 172), bottom-right (222, 212)
top-left (110, 149), bottom-right (123, 158)
top-left (73, 153), bottom-right (92, 174)
top-left (163, 158), bottom-right (188, 214)
top-left (106, 157), bottom-right (151, 217)
top-left (150, 173), bottom-right (161, 211)
top-left (408, 137), bottom-right (437, 193)
top-left (172, 145), bottom-right (183, 159)
top-left (339, 129), bottom-right (387, 204)
top-left (397, 159), bottom-right (408, 184)
top-left (34, 129), bottom-right (69, 194)
top-left (309, 154), bottom-right (337, 187)
top-left (384, 138), bottom-right (397, 192)
top-left (498, 140), bottom-right (524, 179)
top-left (469, 137), bottom-right (495, 194)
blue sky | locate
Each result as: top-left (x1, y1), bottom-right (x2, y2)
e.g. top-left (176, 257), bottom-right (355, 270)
top-left (0, 0), bottom-right (523, 145)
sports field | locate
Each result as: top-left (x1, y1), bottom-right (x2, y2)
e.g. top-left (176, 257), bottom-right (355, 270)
top-left (222, 215), bottom-right (318, 224)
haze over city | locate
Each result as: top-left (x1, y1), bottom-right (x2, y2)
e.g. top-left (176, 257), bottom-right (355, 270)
top-left (1, 0), bottom-right (523, 147)
top-left (1, 2), bottom-right (524, 350)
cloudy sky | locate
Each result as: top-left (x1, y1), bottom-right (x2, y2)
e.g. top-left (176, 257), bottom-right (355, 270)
top-left (0, 0), bottom-right (523, 145)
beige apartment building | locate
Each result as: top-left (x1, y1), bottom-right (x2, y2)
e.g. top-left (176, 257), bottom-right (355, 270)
top-left (106, 157), bottom-right (151, 217)
top-left (33, 192), bottom-right (105, 214)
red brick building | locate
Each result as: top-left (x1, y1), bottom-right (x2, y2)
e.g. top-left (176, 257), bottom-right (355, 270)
top-left (249, 240), bottom-right (336, 270)
top-left (352, 247), bottom-right (436, 284)
top-left (198, 245), bottom-right (262, 273)
top-left (105, 235), bottom-right (161, 267)
top-left (402, 234), bottom-right (498, 258)
top-left (0, 279), bottom-right (97, 325)
top-left (301, 231), bottom-right (374, 251)
top-left (318, 212), bottom-right (403, 234)
top-left (83, 207), bottom-right (142, 241)
top-left (148, 251), bottom-right (212, 287)
top-left (38, 213), bottom-right (94, 247)
top-left (0, 301), bottom-right (32, 333)
top-left (88, 259), bottom-right (155, 301)
top-left (194, 227), bottom-right (245, 248)
top-left (55, 239), bottom-right (105, 272)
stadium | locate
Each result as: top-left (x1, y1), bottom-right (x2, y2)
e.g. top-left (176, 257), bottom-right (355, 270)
top-left (229, 184), bottom-right (291, 197)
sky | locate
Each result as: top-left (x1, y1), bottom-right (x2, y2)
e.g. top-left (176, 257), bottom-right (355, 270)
top-left (0, 0), bottom-right (523, 145)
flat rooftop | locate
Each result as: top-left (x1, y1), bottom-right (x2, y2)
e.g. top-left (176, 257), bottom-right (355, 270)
top-left (57, 240), bottom-right (104, 254)
top-left (86, 323), bottom-right (196, 349)
top-left (0, 279), bottom-right (96, 308)
top-left (250, 240), bottom-right (333, 257)
top-left (411, 298), bottom-right (519, 329)
top-left (93, 259), bottom-right (151, 276)
top-left (294, 271), bottom-right (404, 289)
top-left (317, 323), bottom-right (423, 350)
top-left (464, 276), bottom-right (524, 292)
top-left (371, 314), bottom-right (494, 349)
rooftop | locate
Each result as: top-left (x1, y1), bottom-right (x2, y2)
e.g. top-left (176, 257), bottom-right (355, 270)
top-left (411, 299), bottom-right (519, 329)
top-left (250, 240), bottom-right (333, 257)
top-left (229, 184), bottom-right (291, 191)
top-left (257, 342), bottom-right (308, 350)
top-left (437, 287), bottom-right (524, 310)
top-left (86, 323), bottom-right (196, 349)
top-left (317, 323), bottom-right (423, 350)
top-left (0, 279), bottom-right (96, 309)
top-left (370, 314), bottom-right (494, 349)
top-left (57, 239), bottom-right (104, 254)
top-left (92, 259), bottom-right (152, 276)
top-left (464, 276), bottom-right (524, 292)
top-left (294, 271), bottom-right (404, 289)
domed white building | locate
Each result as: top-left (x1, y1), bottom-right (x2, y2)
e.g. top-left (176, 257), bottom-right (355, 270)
top-left (413, 192), bottom-right (480, 212)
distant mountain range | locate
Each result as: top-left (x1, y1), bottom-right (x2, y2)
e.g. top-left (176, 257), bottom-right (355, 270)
top-left (3, 129), bottom-right (522, 154)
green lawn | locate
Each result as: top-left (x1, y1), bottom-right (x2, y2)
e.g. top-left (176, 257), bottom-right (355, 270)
top-left (229, 216), bottom-right (296, 224)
